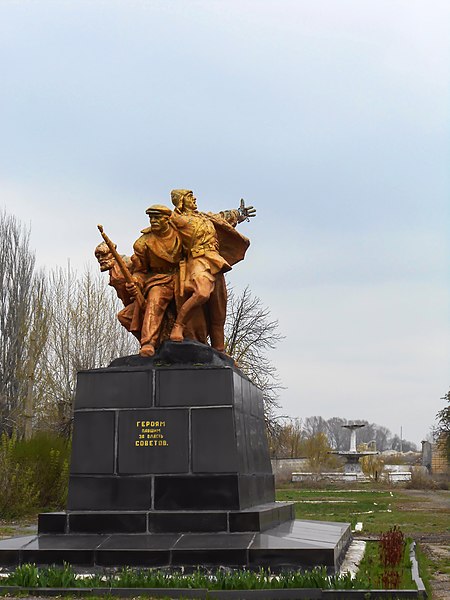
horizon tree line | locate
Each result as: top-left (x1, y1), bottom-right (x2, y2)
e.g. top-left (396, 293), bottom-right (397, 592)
top-left (269, 415), bottom-right (419, 459)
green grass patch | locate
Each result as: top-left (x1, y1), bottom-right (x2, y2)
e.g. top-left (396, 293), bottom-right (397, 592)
top-left (276, 488), bottom-right (393, 529)
top-left (0, 526), bottom-right (34, 538)
top-left (0, 515), bottom-right (37, 540)
top-left (276, 488), bottom-right (450, 535)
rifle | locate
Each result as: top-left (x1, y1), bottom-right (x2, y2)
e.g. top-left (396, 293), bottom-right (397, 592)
top-left (97, 224), bottom-right (145, 309)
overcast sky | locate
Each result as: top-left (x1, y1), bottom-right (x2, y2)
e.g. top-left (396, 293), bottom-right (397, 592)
top-left (1, 0), bottom-right (448, 445)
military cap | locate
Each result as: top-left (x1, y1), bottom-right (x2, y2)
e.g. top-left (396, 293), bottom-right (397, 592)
top-left (145, 204), bottom-right (172, 216)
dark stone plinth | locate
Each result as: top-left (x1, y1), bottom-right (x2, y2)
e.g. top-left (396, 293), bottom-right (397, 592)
top-left (248, 520), bottom-right (352, 570)
top-left (75, 370), bottom-right (152, 409)
top-left (68, 347), bottom-right (275, 512)
top-left (3, 342), bottom-right (352, 572)
top-left (70, 411), bottom-right (115, 474)
top-left (0, 519), bottom-right (352, 571)
top-left (229, 502), bottom-right (295, 533)
top-left (67, 476), bottom-right (153, 511)
top-left (118, 409), bottom-right (189, 474)
top-left (157, 369), bottom-right (234, 406)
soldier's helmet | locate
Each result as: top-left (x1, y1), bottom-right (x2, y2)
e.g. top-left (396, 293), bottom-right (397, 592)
top-left (170, 189), bottom-right (192, 209)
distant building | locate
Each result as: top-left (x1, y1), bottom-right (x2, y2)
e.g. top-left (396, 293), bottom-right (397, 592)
top-left (431, 437), bottom-right (449, 474)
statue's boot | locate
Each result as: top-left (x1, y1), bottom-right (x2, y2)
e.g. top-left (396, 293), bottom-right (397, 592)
top-left (139, 342), bottom-right (155, 357)
top-left (170, 322), bottom-right (184, 342)
top-left (210, 326), bottom-right (225, 354)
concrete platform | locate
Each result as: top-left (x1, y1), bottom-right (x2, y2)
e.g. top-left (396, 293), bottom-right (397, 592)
top-left (0, 519), bottom-right (351, 572)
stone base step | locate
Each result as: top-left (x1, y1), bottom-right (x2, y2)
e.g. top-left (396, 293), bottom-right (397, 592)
top-left (38, 502), bottom-right (295, 534)
top-left (0, 519), bottom-right (352, 573)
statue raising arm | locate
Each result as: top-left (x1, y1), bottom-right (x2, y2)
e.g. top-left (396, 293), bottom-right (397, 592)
top-left (219, 199), bottom-right (256, 227)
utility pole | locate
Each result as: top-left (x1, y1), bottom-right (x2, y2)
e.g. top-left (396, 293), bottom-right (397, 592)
top-left (400, 426), bottom-right (403, 453)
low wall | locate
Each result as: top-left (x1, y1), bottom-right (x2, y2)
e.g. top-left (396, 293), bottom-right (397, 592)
top-left (291, 466), bottom-right (418, 484)
top-left (380, 464), bottom-right (416, 482)
top-left (271, 458), bottom-right (309, 482)
top-left (292, 472), bottom-right (370, 483)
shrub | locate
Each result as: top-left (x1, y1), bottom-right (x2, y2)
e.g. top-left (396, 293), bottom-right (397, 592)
top-left (13, 432), bottom-right (70, 510)
top-left (304, 432), bottom-right (340, 472)
top-left (432, 472), bottom-right (449, 490)
top-left (379, 526), bottom-right (405, 568)
top-left (405, 468), bottom-right (437, 490)
top-left (361, 453), bottom-right (385, 480)
top-left (378, 526), bottom-right (406, 590)
top-left (0, 431), bottom-right (70, 517)
top-left (0, 432), bottom-right (39, 518)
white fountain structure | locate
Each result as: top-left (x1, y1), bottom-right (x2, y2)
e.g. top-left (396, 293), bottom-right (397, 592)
top-left (291, 422), bottom-right (379, 483)
top-left (330, 422), bottom-right (378, 478)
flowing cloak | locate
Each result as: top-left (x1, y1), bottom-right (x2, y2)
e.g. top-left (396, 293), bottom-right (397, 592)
top-left (206, 212), bottom-right (250, 267)
top-left (170, 210), bottom-right (250, 271)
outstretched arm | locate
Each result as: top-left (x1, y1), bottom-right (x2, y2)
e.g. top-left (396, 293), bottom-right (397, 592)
top-left (238, 198), bottom-right (256, 222)
top-left (219, 199), bottom-right (256, 227)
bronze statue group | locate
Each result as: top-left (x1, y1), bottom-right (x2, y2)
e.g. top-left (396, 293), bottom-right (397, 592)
top-left (95, 189), bottom-right (255, 357)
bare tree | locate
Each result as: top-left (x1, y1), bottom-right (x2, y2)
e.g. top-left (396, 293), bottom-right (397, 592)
top-left (325, 417), bottom-right (350, 451)
top-left (373, 425), bottom-right (390, 452)
top-left (224, 286), bottom-right (284, 428)
top-left (390, 434), bottom-right (417, 453)
top-left (0, 211), bottom-right (37, 434)
top-left (22, 272), bottom-right (50, 439)
top-left (268, 418), bottom-right (305, 458)
top-left (36, 265), bottom-right (138, 434)
top-left (303, 415), bottom-right (328, 438)
top-left (353, 421), bottom-right (376, 446)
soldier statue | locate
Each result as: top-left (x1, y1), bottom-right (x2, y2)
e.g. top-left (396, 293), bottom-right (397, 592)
top-left (97, 190), bottom-right (255, 356)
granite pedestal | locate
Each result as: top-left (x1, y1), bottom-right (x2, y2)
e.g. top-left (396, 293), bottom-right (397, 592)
top-left (0, 341), bottom-right (351, 571)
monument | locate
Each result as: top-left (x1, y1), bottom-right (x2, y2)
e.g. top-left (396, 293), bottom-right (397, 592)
top-left (0, 191), bottom-right (351, 571)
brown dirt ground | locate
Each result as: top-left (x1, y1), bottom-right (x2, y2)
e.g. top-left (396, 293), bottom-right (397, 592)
top-left (419, 542), bottom-right (450, 600)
